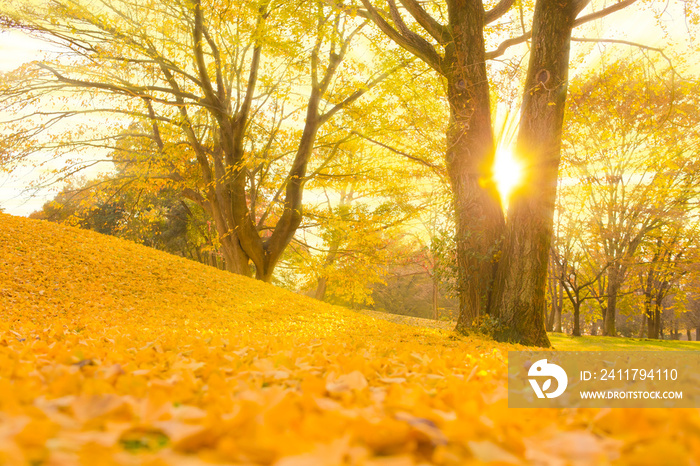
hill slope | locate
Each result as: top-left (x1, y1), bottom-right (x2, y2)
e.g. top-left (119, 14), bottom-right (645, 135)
top-left (1, 213), bottom-right (698, 465)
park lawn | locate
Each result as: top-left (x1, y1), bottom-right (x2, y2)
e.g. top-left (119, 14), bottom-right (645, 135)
top-left (549, 333), bottom-right (700, 351)
top-left (1, 212), bottom-right (699, 465)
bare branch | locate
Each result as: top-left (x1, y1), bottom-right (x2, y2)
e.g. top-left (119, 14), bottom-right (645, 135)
top-left (352, 131), bottom-right (445, 176)
top-left (485, 0), bottom-right (515, 24)
top-left (573, 0), bottom-right (638, 26)
top-left (319, 60), bottom-right (409, 124)
top-left (571, 36), bottom-right (682, 77)
top-left (397, 0), bottom-right (450, 44)
top-left (485, 31), bottom-right (532, 59)
top-left (486, 0), bottom-right (640, 60)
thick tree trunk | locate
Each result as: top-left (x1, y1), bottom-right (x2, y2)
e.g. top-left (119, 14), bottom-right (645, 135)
top-left (687, 329), bottom-right (692, 341)
top-left (604, 292), bottom-right (617, 336)
top-left (257, 121), bottom-right (320, 282)
top-left (489, 0), bottom-right (585, 347)
top-left (572, 301), bottom-right (581, 337)
top-left (205, 194), bottom-right (251, 276)
top-left (696, 327), bottom-right (700, 341)
top-left (646, 304), bottom-right (658, 339)
top-left (220, 235), bottom-right (251, 275)
top-left (315, 277), bottom-right (329, 301)
top-left (445, 3), bottom-right (505, 333)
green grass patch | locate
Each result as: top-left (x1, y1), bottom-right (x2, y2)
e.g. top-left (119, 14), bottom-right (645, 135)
top-left (549, 332), bottom-right (700, 351)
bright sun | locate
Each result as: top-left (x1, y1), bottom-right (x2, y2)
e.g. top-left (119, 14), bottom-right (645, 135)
top-left (493, 147), bottom-right (523, 206)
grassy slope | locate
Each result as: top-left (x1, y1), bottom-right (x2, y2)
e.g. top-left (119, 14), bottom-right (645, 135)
top-left (1, 213), bottom-right (699, 465)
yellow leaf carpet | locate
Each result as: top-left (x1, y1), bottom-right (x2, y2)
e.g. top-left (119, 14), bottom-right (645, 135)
top-left (1, 213), bottom-right (699, 465)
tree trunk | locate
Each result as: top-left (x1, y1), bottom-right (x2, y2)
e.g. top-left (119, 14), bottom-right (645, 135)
top-left (554, 280), bottom-right (563, 333)
top-left (207, 194), bottom-right (251, 276)
top-left (220, 235), bottom-right (250, 275)
top-left (546, 303), bottom-right (555, 332)
top-left (314, 183), bottom-right (353, 301)
top-left (687, 329), bottom-right (692, 341)
top-left (546, 277), bottom-right (556, 331)
top-left (673, 320), bottom-right (679, 340)
top-left (314, 242), bottom-right (340, 301)
top-left (489, 0), bottom-right (585, 347)
top-left (446, 3), bottom-right (505, 332)
top-left (255, 119), bottom-right (321, 282)
top-left (315, 277), bottom-right (329, 301)
top-left (603, 267), bottom-right (620, 336)
top-left (653, 306), bottom-right (662, 339)
top-left (432, 273), bottom-right (440, 320)
top-left (646, 301), bottom-right (657, 339)
top-left (696, 327), bottom-right (700, 341)
top-left (572, 301), bottom-right (581, 337)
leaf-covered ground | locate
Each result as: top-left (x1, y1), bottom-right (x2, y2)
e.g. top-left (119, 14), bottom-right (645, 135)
top-left (1, 213), bottom-right (699, 465)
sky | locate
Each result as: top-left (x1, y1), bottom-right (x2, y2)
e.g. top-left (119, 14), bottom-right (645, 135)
top-left (0, 29), bottom-right (77, 216)
top-left (0, 0), bottom-right (696, 217)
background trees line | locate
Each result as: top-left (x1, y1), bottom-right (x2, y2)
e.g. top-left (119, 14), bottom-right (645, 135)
top-left (548, 58), bottom-right (700, 339)
top-left (3, 0), bottom-right (700, 344)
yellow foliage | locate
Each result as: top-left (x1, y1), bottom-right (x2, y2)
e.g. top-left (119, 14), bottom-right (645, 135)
top-left (1, 213), bottom-right (699, 464)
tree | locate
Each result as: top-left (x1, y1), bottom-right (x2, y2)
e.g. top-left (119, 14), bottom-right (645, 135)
top-left (636, 218), bottom-right (700, 339)
top-left (280, 126), bottom-right (434, 306)
top-left (29, 171), bottom-right (218, 264)
top-left (340, 0), bottom-right (656, 346)
top-left (1, 0), bottom-right (398, 281)
top-left (563, 58), bottom-right (700, 336)
top-left (550, 216), bottom-right (609, 336)
top-left (683, 292), bottom-right (700, 341)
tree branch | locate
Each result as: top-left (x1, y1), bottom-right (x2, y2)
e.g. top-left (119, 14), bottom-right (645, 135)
top-left (573, 0), bottom-right (638, 26)
top-left (486, 0), bottom-right (640, 59)
top-left (397, 0), bottom-right (450, 44)
top-left (319, 60), bottom-right (409, 124)
top-left (485, 0), bottom-right (515, 24)
top-left (351, 131), bottom-right (445, 176)
top-left (358, 0), bottom-right (444, 73)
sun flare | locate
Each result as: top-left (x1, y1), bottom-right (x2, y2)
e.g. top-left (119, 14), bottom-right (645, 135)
top-left (493, 147), bottom-right (523, 206)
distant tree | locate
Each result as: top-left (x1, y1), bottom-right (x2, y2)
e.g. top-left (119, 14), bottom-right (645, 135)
top-left (30, 174), bottom-right (216, 264)
top-left (683, 294), bottom-right (700, 341)
top-left (636, 219), bottom-right (699, 339)
top-left (563, 58), bottom-right (700, 336)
